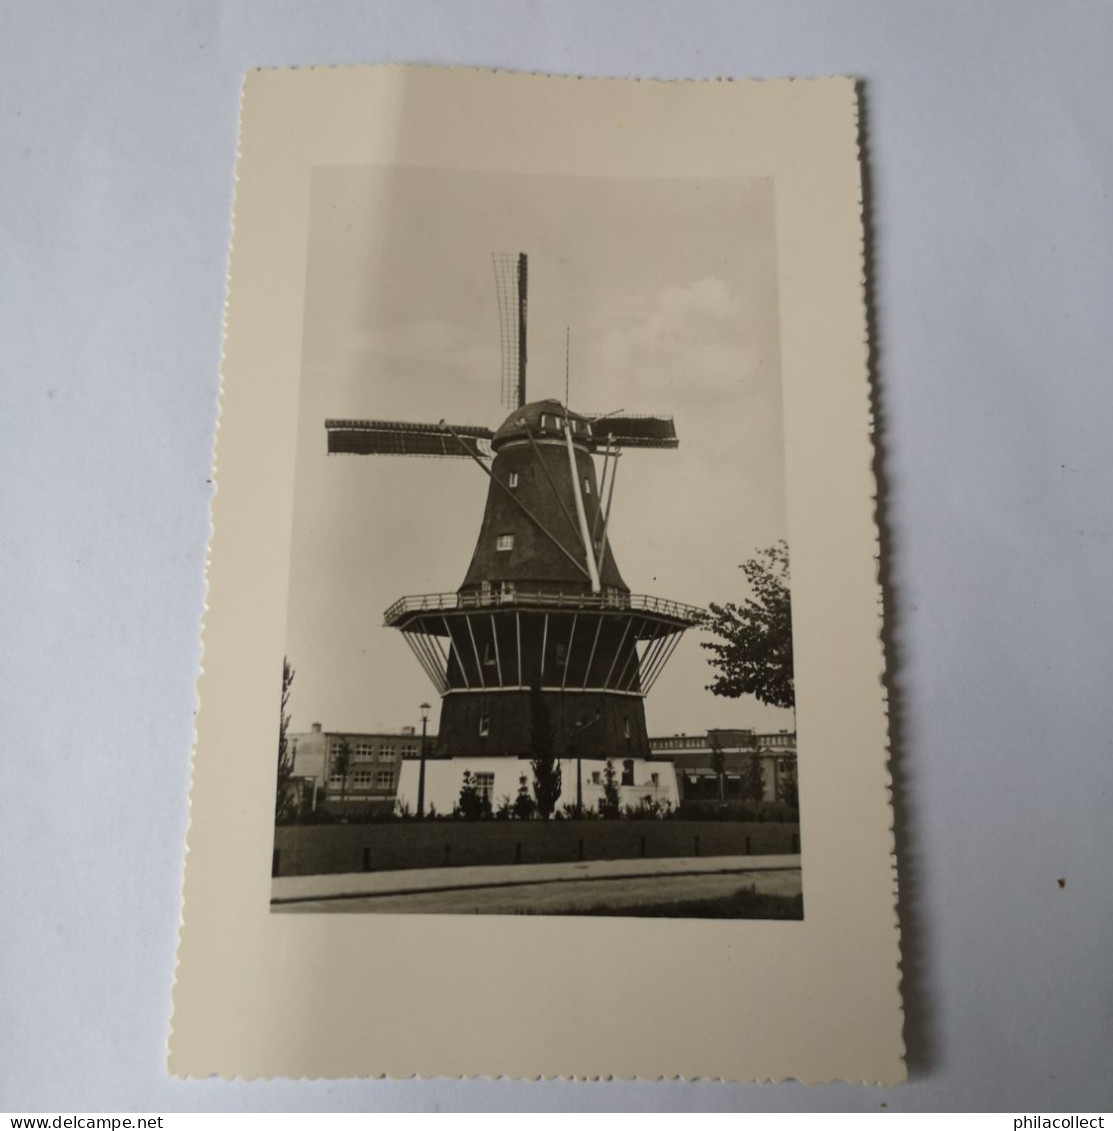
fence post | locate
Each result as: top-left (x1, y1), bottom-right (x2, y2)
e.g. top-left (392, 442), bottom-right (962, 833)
top-left (271, 848), bottom-right (281, 877)
top-left (745, 835), bottom-right (752, 854)
top-left (791, 831), bottom-right (799, 853)
top-left (444, 843), bottom-right (452, 867)
top-left (362, 846), bottom-right (372, 872)
top-left (515, 841), bottom-right (522, 865)
top-left (578, 837), bottom-right (584, 861)
top-left (639, 835), bottom-right (647, 858)
top-left (694, 835), bottom-right (701, 857)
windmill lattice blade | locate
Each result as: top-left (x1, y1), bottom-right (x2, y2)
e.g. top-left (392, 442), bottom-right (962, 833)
top-left (493, 252), bottom-right (527, 410)
top-left (325, 419), bottom-right (493, 458)
top-left (588, 414), bottom-right (679, 450)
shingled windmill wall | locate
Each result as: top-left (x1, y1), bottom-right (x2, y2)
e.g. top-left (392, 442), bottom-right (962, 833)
top-left (435, 399), bottom-right (653, 762)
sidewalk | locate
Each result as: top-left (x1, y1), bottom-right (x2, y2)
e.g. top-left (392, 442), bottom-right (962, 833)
top-left (270, 853), bottom-right (801, 905)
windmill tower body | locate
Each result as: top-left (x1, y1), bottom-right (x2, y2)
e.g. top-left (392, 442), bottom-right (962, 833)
top-left (326, 255), bottom-right (700, 813)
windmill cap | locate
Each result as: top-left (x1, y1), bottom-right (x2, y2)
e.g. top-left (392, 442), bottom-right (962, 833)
top-left (491, 399), bottom-right (593, 450)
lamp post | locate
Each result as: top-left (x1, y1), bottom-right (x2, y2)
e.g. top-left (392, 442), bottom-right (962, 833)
top-left (417, 701), bottom-right (431, 820)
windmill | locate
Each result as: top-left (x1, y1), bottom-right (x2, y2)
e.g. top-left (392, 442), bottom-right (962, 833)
top-left (326, 253), bottom-right (702, 810)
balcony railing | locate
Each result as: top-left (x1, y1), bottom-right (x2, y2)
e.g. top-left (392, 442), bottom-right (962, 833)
top-left (383, 589), bottom-right (705, 626)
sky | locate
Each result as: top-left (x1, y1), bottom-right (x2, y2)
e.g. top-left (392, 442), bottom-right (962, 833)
top-left (283, 164), bottom-right (794, 738)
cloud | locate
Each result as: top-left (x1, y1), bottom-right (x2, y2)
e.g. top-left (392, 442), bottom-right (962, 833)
top-left (585, 277), bottom-right (762, 411)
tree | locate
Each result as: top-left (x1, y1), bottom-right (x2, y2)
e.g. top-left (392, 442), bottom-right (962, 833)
top-left (332, 737), bottom-right (352, 807)
top-left (701, 540), bottom-right (794, 709)
top-left (710, 737), bottom-right (726, 804)
top-left (528, 684), bottom-right (562, 820)
top-left (275, 657), bottom-right (296, 822)
top-left (600, 758), bottom-right (621, 819)
top-left (777, 757), bottom-right (799, 809)
top-left (743, 750), bottom-right (766, 804)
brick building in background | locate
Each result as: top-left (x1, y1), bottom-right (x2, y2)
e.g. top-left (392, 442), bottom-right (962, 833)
top-left (288, 722), bottom-right (435, 815)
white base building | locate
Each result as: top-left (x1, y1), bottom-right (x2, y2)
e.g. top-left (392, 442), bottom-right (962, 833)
top-left (396, 756), bottom-right (678, 817)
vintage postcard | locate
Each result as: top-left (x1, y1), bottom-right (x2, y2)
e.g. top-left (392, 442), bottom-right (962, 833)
top-left (171, 66), bottom-right (902, 1082)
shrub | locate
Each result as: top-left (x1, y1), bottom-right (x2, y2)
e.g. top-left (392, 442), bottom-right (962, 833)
top-left (600, 759), bottom-right (621, 819)
top-left (457, 770), bottom-right (492, 821)
top-left (622, 797), bottom-right (673, 820)
top-left (512, 774), bottom-right (536, 821)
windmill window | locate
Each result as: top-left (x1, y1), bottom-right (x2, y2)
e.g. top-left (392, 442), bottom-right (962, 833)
top-left (509, 471), bottom-right (519, 489)
top-left (478, 715), bottom-right (490, 737)
top-left (555, 643), bottom-right (567, 664)
top-left (496, 534), bottom-right (514, 552)
top-left (583, 477), bottom-right (591, 495)
top-left (623, 716), bottom-right (631, 740)
top-left (542, 415), bottom-right (554, 430)
top-left (483, 642), bottom-right (495, 666)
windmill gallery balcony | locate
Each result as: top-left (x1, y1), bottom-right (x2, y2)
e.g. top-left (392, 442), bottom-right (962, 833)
top-left (383, 588), bottom-right (704, 700)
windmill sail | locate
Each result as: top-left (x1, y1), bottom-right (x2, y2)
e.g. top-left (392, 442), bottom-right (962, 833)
top-left (586, 414), bottom-right (678, 450)
top-left (325, 418), bottom-right (493, 458)
top-left (493, 252), bottom-right (528, 410)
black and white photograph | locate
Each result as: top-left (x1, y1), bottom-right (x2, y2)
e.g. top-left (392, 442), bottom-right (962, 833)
top-left (169, 66), bottom-right (905, 1083)
top-left (271, 165), bottom-right (801, 918)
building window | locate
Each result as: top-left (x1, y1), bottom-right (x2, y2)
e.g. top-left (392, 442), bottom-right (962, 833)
top-left (590, 771), bottom-right (601, 785)
top-left (353, 742), bottom-right (375, 760)
top-left (375, 770), bottom-right (393, 789)
top-left (496, 534), bottom-right (514, 552)
top-left (478, 715), bottom-right (490, 737)
top-left (650, 772), bottom-right (659, 786)
top-left (401, 744), bottom-right (417, 759)
top-left (350, 769), bottom-right (373, 787)
top-left (509, 471), bottom-right (519, 489)
top-left (622, 759), bottom-right (635, 786)
top-left (474, 772), bottom-right (495, 803)
top-left (379, 745), bottom-right (396, 762)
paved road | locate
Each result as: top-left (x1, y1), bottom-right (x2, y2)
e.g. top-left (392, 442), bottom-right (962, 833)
top-left (271, 854), bottom-right (802, 916)
top-left (272, 852), bottom-right (800, 901)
